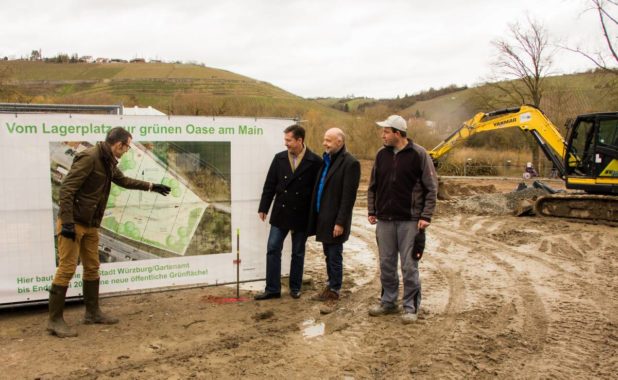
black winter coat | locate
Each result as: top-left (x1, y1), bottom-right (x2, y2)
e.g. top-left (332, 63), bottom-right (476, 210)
top-left (308, 147), bottom-right (361, 244)
top-left (258, 148), bottom-right (322, 231)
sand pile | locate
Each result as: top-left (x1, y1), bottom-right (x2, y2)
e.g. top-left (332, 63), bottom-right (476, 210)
top-left (442, 187), bottom-right (548, 215)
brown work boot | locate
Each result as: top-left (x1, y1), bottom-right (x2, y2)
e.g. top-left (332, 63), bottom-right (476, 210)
top-left (310, 286), bottom-right (328, 301)
top-left (311, 287), bottom-right (339, 302)
top-left (83, 279), bottom-right (119, 325)
top-left (47, 284), bottom-right (78, 338)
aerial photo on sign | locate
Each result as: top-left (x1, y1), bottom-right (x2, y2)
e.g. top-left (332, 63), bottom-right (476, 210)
top-left (49, 140), bottom-right (231, 262)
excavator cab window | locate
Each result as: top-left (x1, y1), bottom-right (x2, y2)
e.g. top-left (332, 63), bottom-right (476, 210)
top-left (598, 118), bottom-right (618, 148)
top-left (566, 119), bottom-right (595, 176)
top-left (596, 117), bottom-right (618, 177)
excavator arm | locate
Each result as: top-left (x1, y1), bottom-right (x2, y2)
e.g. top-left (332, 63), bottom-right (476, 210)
top-left (428, 105), bottom-right (568, 177)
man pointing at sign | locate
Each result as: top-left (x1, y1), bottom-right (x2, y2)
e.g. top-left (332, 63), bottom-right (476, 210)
top-left (47, 127), bottom-right (171, 338)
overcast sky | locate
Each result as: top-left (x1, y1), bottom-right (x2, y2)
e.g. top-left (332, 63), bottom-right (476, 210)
top-left (0, 0), bottom-right (609, 98)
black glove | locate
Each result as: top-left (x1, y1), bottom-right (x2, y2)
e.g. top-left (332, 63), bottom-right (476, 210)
top-left (413, 229), bottom-right (426, 261)
top-left (152, 183), bottom-right (171, 196)
top-left (60, 223), bottom-right (76, 241)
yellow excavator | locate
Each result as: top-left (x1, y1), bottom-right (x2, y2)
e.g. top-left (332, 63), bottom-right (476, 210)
top-left (428, 105), bottom-right (618, 224)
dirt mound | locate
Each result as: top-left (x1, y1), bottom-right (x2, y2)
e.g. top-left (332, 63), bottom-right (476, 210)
top-left (444, 187), bottom-right (548, 215)
top-left (439, 180), bottom-right (497, 199)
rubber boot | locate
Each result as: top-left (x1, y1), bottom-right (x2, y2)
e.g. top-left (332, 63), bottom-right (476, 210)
top-left (47, 284), bottom-right (78, 338)
top-left (83, 279), bottom-right (119, 325)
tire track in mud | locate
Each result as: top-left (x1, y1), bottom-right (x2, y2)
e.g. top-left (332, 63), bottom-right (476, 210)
top-left (431, 220), bottom-right (550, 377)
top-left (63, 328), bottom-right (270, 379)
top-left (463, 218), bottom-right (614, 317)
top-left (282, 211), bottom-right (472, 378)
top-left (454, 215), bottom-right (575, 277)
top-left (409, 236), bottom-right (525, 377)
top-left (433, 216), bottom-right (616, 379)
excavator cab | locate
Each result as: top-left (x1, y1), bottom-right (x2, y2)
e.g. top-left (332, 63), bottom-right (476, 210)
top-left (564, 112), bottom-right (618, 194)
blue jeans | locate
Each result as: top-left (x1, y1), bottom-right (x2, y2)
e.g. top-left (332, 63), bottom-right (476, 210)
top-left (265, 225), bottom-right (308, 294)
top-left (322, 242), bottom-right (343, 292)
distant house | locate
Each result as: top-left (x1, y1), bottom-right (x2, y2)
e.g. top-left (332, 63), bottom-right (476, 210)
top-left (95, 57), bottom-right (110, 63)
top-left (130, 58), bottom-right (146, 63)
top-left (110, 58), bottom-right (128, 63)
top-left (79, 56), bottom-right (94, 63)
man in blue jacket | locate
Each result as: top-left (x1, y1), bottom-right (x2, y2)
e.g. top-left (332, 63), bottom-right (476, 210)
top-left (367, 115), bottom-right (437, 324)
top-left (308, 128), bottom-right (361, 302)
top-left (255, 125), bottom-right (322, 300)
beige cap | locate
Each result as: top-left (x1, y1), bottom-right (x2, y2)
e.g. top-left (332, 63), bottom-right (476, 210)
top-left (376, 115), bottom-right (407, 132)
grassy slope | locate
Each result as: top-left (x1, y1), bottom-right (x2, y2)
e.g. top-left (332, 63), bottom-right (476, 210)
top-left (401, 71), bottom-right (618, 132)
top-left (0, 60), bottom-right (366, 155)
top-left (2, 61), bottom-right (297, 100)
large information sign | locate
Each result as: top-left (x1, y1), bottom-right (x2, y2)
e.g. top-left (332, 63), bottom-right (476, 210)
top-left (0, 114), bottom-right (292, 306)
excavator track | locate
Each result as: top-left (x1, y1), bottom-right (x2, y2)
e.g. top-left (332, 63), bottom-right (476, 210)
top-left (534, 194), bottom-right (618, 226)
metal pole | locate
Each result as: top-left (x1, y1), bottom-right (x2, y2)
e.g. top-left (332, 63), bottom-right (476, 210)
top-left (236, 228), bottom-right (240, 299)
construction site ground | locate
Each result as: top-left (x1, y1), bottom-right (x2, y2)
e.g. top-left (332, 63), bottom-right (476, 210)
top-left (1, 173), bottom-right (616, 379)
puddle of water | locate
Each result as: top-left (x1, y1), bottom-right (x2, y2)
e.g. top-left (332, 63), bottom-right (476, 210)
top-left (301, 318), bottom-right (325, 339)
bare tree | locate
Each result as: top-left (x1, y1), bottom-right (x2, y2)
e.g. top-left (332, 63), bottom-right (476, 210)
top-left (30, 50), bottom-right (41, 61)
top-left (491, 18), bottom-right (555, 107)
top-left (565, 0), bottom-right (618, 74)
top-left (486, 18), bottom-right (556, 169)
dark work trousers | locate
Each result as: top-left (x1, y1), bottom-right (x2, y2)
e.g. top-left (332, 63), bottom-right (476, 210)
top-left (322, 242), bottom-right (343, 293)
top-left (265, 225), bottom-right (308, 294)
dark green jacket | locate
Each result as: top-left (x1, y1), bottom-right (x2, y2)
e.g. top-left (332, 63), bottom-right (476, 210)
top-left (58, 142), bottom-right (151, 227)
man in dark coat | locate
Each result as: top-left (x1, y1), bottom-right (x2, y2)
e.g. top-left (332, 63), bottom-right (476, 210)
top-left (49, 127), bottom-right (171, 338)
top-left (255, 125), bottom-right (322, 300)
top-left (308, 127), bottom-right (361, 301)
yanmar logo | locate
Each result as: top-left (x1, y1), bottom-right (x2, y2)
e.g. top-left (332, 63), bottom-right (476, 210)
top-left (494, 117), bottom-right (516, 127)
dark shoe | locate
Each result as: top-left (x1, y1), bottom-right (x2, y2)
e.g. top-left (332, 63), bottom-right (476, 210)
top-left (290, 291), bottom-right (301, 299)
top-left (254, 292), bottom-right (281, 300)
top-left (83, 279), bottom-right (119, 325)
top-left (47, 284), bottom-right (78, 338)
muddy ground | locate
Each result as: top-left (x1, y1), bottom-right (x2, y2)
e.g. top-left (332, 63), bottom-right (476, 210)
top-left (1, 174), bottom-right (616, 379)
